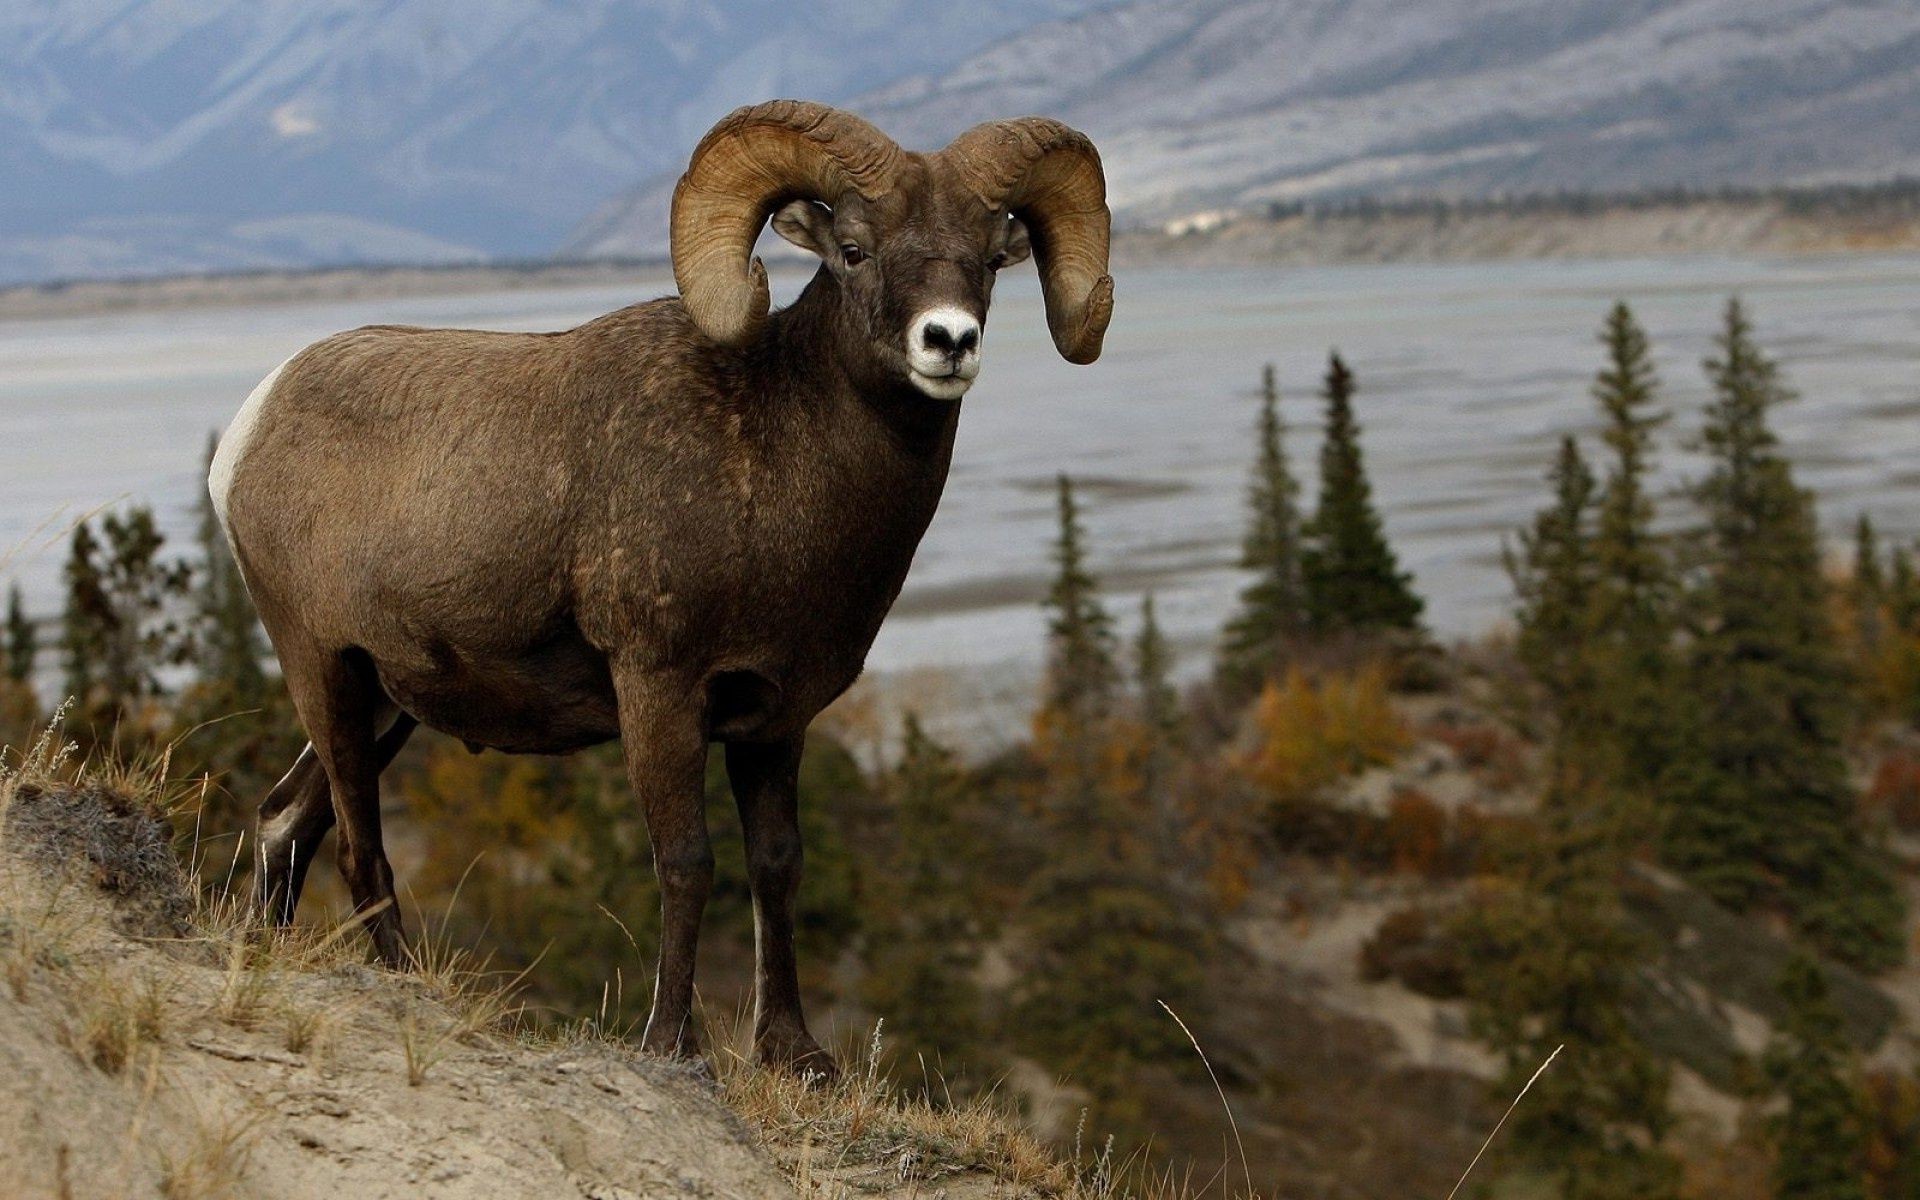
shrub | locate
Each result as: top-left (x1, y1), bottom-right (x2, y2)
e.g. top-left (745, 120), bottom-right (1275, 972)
top-left (1358, 905), bottom-right (1466, 998)
top-left (1237, 663), bottom-right (1406, 807)
top-left (1864, 750), bottom-right (1920, 832)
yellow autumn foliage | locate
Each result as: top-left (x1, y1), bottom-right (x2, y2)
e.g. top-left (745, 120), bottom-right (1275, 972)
top-left (1237, 663), bottom-right (1407, 806)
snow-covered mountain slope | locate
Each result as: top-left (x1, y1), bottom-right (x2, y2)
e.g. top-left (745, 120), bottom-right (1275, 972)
top-left (568, 0), bottom-right (1920, 257)
top-left (0, 0), bottom-right (1101, 283)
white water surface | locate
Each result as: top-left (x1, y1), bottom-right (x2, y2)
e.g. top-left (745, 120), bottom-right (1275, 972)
top-left (3, 256), bottom-right (1918, 711)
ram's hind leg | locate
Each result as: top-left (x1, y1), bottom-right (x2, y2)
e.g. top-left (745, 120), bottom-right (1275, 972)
top-left (257, 713), bottom-right (418, 928)
top-left (276, 647), bottom-right (410, 967)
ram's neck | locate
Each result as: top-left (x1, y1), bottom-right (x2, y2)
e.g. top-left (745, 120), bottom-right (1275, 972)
top-left (759, 269), bottom-right (963, 468)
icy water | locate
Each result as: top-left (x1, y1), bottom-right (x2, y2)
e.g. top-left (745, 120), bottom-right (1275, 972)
top-left (3, 255), bottom-right (1919, 701)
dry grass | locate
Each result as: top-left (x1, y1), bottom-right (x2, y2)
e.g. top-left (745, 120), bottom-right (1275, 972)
top-left (71, 966), bottom-right (167, 1073)
top-left (156, 1101), bottom-right (262, 1200)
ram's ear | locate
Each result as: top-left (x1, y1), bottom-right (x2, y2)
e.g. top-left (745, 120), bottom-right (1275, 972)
top-left (1001, 215), bottom-right (1033, 269)
top-left (771, 200), bottom-right (835, 259)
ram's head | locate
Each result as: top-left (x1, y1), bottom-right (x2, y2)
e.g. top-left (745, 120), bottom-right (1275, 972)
top-left (672, 100), bottom-right (1114, 400)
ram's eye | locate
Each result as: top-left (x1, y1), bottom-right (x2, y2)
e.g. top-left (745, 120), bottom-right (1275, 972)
top-left (987, 251), bottom-right (1009, 271)
top-left (841, 244), bottom-right (867, 267)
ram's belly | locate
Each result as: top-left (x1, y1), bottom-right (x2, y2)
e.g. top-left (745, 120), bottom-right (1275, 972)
top-left (374, 629), bottom-right (621, 756)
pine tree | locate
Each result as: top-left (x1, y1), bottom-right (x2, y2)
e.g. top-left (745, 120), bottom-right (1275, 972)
top-left (1890, 545), bottom-right (1920, 634)
top-left (1454, 801), bottom-right (1679, 1200)
top-left (61, 520), bottom-right (109, 704)
top-left (1042, 474), bottom-right (1118, 725)
top-left (1506, 436), bottom-right (1599, 768)
top-left (1852, 513), bottom-right (1885, 653)
top-left (60, 508), bottom-right (191, 716)
top-left (1018, 498), bottom-right (1205, 1126)
top-left (1220, 364), bottom-right (1305, 685)
top-left (1300, 352), bottom-right (1423, 634)
top-left (1585, 302), bottom-right (1678, 804)
top-left (1665, 299), bottom-right (1904, 970)
top-left (1134, 593), bottom-right (1179, 740)
top-left (1766, 956), bottom-right (1869, 1200)
top-left (194, 432), bottom-right (267, 704)
top-left (4, 584), bottom-right (34, 684)
top-left (861, 714), bottom-right (985, 1071)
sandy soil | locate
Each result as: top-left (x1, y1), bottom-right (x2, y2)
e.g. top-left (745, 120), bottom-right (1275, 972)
top-left (0, 780), bottom-right (791, 1200)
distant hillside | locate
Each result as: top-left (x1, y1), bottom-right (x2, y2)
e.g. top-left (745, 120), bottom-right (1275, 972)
top-left (570, 0), bottom-right (1920, 258)
top-left (1114, 181), bottom-right (1920, 266)
top-left (0, 0), bottom-right (1103, 284)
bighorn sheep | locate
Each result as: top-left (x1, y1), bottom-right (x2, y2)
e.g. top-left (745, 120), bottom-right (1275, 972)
top-left (208, 100), bottom-right (1112, 1075)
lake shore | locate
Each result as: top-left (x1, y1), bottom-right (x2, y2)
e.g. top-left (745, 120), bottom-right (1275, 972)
top-left (6, 193), bottom-right (1919, 321)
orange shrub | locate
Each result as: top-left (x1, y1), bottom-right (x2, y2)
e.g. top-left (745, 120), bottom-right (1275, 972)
top-left (1865, 749), bottom-right (1920, 832)
top-left (1357, 905), bottom-right (1465, 998)
top-left (1237, 663), bottom-right (1408, 807)
top-left (1384, 788), bottom-right (1448, 877)
top-left (1426, 718), bottom-right (1527, 790)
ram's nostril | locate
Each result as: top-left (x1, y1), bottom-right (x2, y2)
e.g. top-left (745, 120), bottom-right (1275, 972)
top-left (954, 326), bottom-right (979, 354)
top-left (922, 323), bottom-right (956, 352)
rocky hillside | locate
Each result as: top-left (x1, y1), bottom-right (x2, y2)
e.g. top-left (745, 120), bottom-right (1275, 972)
top-left (570, 0), bottom-right (1920, 257)
top-left (0, 754), bottom-right (1103, 1200)
top-left (0, 0), bottom-right (1104, 284)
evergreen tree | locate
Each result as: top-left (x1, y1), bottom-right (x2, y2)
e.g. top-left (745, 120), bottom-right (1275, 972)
top-left (61, 520), bottom-right (109, 704)
top-left (1766, 956), bottom-right (1869, 1200)
top-left (1665, 299), bottom-right (1904, 970)
top-left (1300, 352), bottom-right (1423, 634)
top-left (1505, 436), bottom-right (1599, 769)
top-left (1851, 513), bottom-right (1885, 652)
top-left (1134, 593), bottom-right (1180, 740)
top-left (4, 584), bottom-right (34, 684)
top-left (1890, 544), bottom-right (1920, 634)
top-left (1220, 364), bottom-right (1305, 685)
top-left (1018, 498), bottom-right (1205, 1126)
top-left (861, 714), bottom-right (985, 1072)
top-left (60, 508), bottom-right (191, 716)
top-left (1454, 801), bottom-right (1679, 1200)
top-left (1041, 474), bottom-right (1118, 725)
top-left (1585, 302), bottom-right (1678, 804)
top-left (193, 433), bottom-right (268, 704)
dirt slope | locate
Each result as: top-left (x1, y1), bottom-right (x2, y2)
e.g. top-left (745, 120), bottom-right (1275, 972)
top-left (0, 777), bottom-right (790, 1200)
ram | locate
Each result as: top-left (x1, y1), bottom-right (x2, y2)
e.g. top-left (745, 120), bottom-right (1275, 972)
top-left (209, 100), bottom-right (1112, 1076)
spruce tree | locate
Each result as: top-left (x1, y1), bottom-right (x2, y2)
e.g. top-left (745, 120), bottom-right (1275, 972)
top-left (861, 714), bottom-right (985, 1071)
top-left (1506, 436), bottom-right (1599, 769)
top-left (1766, 956), bottom-right (1869, 1200)
top-left (1851, 513), bottom-right (1885, 652)
top-left (1041, 474), bottom-right (1118, 725)
top-left (61, 520), bottom-right (109, 704)
top-left (1666, 299), bottom-right (1904, 970)
top-left (1300, 352), bottom-right (1423, 634)
top-left (1585, 302), bottom-right (1678, 803)
top-left (1220, 364), bottom-right (1305, 684)
top-left (60, 508), bottom-right (191, 716)
top-left (1018, 500), bottom-right (1205, 1126)
top-left (1454, 801), bottom-right (1679, 1200)
top-left (1890, 544), bottom-right (1920, 633)
top-left (1134, 593), bottom-right (1179, 740)
top-left (4, 584), bottom-right (34, 684)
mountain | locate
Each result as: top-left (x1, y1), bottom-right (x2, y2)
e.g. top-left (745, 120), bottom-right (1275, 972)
top-left (567, 0), bottom-right (1920, 257)
top-left (0, 0), bottom-right (1104, 284)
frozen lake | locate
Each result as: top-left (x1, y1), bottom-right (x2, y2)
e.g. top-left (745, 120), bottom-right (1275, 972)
top-left (4, 255), bottom-right (1920, 709)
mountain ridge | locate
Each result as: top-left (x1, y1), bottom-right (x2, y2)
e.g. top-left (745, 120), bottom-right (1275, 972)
top-left (570, 0), bottom-right (1920, 258)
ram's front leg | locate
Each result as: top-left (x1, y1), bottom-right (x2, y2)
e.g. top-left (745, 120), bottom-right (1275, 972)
top-left (616, 669), bottom-right (714, 1061)
top-left (726, 736), bottom-right (838, 1080)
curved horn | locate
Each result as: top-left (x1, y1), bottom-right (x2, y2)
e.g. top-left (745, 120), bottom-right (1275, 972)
top-left (940, 118), bottom-right (1113, 364)
top-left (672, 100), bottom-right (904, 346)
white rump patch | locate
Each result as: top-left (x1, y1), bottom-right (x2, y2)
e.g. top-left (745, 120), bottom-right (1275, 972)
top-left (209, 355), bottom-right (294, 533)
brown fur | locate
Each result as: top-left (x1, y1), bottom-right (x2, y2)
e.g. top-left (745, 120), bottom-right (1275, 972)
top-left (222, 127), bottom-right (1098, 1077)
